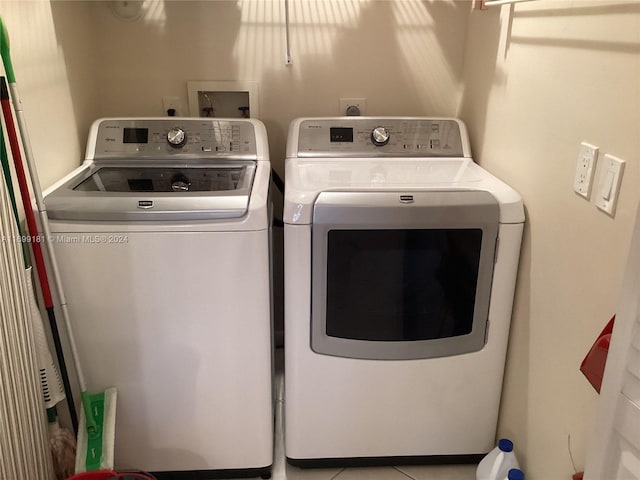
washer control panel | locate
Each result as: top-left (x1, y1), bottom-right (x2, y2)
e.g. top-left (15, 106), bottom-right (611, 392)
top-left (297, 118), bottom-right (465, 157)
top-left (92, 119), bottom-right (258, 159)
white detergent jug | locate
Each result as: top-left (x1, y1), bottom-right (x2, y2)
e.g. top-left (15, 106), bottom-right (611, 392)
top-left (476, 438), bottom-right (520, 480)
top-left (504, 468), bottom-right (525, 480)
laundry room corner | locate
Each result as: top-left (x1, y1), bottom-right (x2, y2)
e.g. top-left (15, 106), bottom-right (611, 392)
top-left (458, 1), bottom-right (640, 478)
top-left (2, 0), bottom-right (639, 479)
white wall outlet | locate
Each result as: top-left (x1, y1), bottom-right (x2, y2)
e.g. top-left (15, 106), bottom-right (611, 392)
top-left (573, 142), bottom-right (599, 199)
top-left (162, 96), bottom-right (182, 116)
top-left (339, 98), bottom-right (366, 116)
top-left (595, 154), bottom-right (625, 217)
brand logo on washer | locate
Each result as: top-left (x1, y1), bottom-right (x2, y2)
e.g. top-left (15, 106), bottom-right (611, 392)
top-left (399, 195), bottom-right (414, 203)
top-left (138, 200), bottom-right (154, 209)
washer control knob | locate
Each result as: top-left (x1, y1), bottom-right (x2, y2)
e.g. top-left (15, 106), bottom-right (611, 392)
top-left (371, 126), bottom-right (390, 146)
top-left (170, 174), bottom-right (191, 192)
top-left (167, 127), bottom-right (187, 148)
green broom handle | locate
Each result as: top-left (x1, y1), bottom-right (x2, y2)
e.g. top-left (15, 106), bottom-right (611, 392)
top-left (0, 18), bottom-right (14, 83)
top-left (0, 123), bottom-right (24, 251)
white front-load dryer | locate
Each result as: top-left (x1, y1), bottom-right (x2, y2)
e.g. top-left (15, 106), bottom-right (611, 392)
top-left (283, 117), bottom-right (524, 466)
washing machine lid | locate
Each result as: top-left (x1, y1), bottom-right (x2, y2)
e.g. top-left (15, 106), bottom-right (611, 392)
top-left (284, 157), bottom-right (524, 225)
top-left (45, 161), bottom-right (256, 221)
top-left (45, 117), bottom-right (271, 222)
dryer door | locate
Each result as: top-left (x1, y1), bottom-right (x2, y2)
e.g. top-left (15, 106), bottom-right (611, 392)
top-left (311, 190), bottom-right (500, 360)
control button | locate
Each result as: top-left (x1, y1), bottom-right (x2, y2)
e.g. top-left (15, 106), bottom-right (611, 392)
top-left (371, 126), bottom-right (390, 146)
top-left (170, 174), bottom-right (191, 192)
top-left (167, 127), bottom-right (187, 148)
top-left (202, 146), bottom-right (212, 152)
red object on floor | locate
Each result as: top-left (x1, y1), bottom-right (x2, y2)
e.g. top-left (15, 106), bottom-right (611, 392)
top-left (67, 471), bottom-right (117, 480)
top-left (580, 315), bottom-right (615, 393)
top-left (573, 472), bottom-right (584, 480)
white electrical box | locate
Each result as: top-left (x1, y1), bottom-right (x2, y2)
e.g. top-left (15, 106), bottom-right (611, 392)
top-left (187, 81), bottom-right (259, 119)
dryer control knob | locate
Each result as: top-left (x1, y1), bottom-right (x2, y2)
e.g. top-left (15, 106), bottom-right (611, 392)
top-left (371, 126), bottom-right (390, 146)
top-left (167, 127), bottom-right (187, 148)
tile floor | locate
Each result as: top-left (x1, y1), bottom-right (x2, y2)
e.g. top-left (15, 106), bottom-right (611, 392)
top-left (268, 349), bottom-right (477, 480)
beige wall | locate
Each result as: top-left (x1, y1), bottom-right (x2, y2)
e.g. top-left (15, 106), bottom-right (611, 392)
top-left (0, 0), bottom-right (95, 189)
top-left (85, 0), bottom-right (470, 173)
top-left (458, 2), bottom-right (640, 478)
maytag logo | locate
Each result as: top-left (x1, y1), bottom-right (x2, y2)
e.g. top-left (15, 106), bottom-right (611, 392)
top-left (399, 195), bottom-right (414, 203)
top-left (138, 200), bottom-right (154, 209)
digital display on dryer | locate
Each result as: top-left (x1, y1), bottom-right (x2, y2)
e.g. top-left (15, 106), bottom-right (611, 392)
top-left (123, 128), bottom-right (149, 144)
top-left (330, 127), bottom-right (353, 143)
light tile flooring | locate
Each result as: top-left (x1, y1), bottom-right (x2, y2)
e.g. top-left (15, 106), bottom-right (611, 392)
top-left (269, 349), bottom-right (477, 480)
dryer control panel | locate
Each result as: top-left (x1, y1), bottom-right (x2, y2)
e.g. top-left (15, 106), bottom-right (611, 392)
top-left (91, 118), bottom-right (258, 160)
top-left (297, 118), bottom-right (466, 158)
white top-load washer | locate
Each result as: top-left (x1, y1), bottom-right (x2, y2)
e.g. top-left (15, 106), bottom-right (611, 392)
top-left (44, 118), bottom-right (273, 478)
top-left (284, 117), bottom-right (524, 465)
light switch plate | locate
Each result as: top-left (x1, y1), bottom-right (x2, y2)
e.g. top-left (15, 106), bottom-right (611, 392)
top-left (573, 142), bottom-right (598, 199)
top-left (595, 154), bottom-right (625, 217)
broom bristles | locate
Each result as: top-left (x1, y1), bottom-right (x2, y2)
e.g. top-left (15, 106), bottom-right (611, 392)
top-left (49, 419), bottom-right (76, 480)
